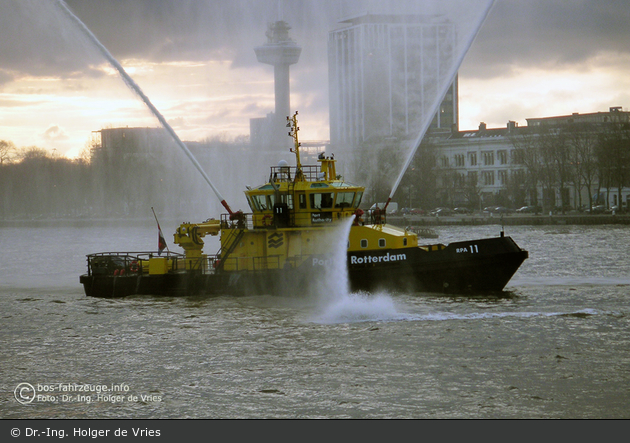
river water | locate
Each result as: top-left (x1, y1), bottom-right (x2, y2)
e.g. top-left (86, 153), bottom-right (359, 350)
top-left (1, 223), bottom-right (629, 418)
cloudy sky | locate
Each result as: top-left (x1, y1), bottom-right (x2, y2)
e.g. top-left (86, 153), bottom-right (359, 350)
top-left (1, 0), bottom-right (629, 159)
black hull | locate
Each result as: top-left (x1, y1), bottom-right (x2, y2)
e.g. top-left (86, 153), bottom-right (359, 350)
top-left (80, 236), bottom-right (528, 298)
top-left (348, 235), bottom-right (528, 293)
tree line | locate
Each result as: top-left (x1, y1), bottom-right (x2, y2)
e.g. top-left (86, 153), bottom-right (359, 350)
top-left (508, 118), bottom-right (630, 213)
top-left (0, 139), bottom-right (208, 220)
top-left (0, 143), bottom-right (93, 219)
top-left (2, 117), bottom-right (629, 220)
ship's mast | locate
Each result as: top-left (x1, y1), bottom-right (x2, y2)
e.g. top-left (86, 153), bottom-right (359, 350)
top-left (287, 111), bottom-right (304, 181)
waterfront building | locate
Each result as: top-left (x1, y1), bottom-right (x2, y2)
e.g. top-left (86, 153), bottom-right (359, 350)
top-left (425, 107), bottom-right (630, 212)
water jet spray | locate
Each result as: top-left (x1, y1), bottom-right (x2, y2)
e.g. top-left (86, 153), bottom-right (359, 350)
top-left (55, 0), bottom-right (234, 215)
top-left (384, 0), bottom-right (496, 212)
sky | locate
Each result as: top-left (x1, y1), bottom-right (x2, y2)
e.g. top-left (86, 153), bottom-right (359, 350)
top-left (1, 0), bottom-right (629, 159)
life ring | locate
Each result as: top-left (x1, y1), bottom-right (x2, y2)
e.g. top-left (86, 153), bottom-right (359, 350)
top-left (262, 214), bottom-right (273, 227)
top-left (129, 261), bottom-right (139, 273)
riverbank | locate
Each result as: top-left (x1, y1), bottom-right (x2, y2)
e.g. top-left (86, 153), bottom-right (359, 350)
top-left (2, 213), bottom-right (630, 228)
top-left (389, 213), bottom-right (630, 227)
top-left (0, 217), bottom-right (158, 228)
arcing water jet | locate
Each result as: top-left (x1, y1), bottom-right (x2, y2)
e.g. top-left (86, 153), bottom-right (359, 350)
top-left (385, 0), bottom-right (496, 210)
top-left (54, 0), bottom-right (235, 215)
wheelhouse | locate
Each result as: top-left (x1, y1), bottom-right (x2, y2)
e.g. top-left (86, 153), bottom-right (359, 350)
top-left (245, 157), bottom-right (363, 228)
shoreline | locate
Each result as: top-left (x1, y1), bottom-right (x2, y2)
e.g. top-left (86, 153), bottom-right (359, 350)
top-left (1, 213), bottom-right (629, 228)
top-left (389, 213), bottom-right (630, 227)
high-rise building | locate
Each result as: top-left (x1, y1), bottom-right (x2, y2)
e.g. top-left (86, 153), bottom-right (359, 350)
top-left (328, 13), bottom-right (458, 150)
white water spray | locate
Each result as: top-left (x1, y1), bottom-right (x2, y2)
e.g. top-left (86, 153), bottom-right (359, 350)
top-left (54, 0), bottom-right (234, 214)
top-left (386, 0), bottom-right (496, 205)
top-left (311, 217), bottom-right (403, 324)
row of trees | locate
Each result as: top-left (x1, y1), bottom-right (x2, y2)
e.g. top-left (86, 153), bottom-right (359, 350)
top-left (0, 133), bottom-right (259, 221)
top-left (508, 119), bottom-right (630, 212)
top-left (0, 143), bottom-right (93, 218)
top-left (2, 115), bottom-right (629, 219)
top-left (0, 139), bottom-right (208, 220)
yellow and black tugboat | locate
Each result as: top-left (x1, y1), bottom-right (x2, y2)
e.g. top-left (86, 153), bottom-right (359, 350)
top-left (80, 112), bottom-right (528, 298)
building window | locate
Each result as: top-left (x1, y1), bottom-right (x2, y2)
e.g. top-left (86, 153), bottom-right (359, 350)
top-left (441, 156), bottom-right (449, 167)
top-left (498, 170), bottom-right (508, 185)
top-left (482, 171), bottom-right (495, 186)
top-left (482, 151), bottom-right (494, 166)
top-left (456, 173), bottom-right (466, 187)
top-left (467, 171), bottom-right (478, 186)
top-left (455, 154), bottom-right (465, 167)
top-left (468, 152), bottom-right (477, 166)
top-left (497, 150), bottom-right (508, 165)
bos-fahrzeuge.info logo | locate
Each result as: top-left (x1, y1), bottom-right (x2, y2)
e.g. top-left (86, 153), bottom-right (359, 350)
top-left (14, 382), bottom-right (162, 405)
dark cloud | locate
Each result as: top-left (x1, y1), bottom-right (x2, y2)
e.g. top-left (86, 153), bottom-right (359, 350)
top-left (3, 1), bottom-right (628, 87)
top-left (0, 70), bottom-right (15, 87)
top-left (4, 1), bottom-right (465, 73)
top-left (463, 0), bottom-right (630, 78)
top-left (0, 1), bottom-right (103, 79)
top-left (41, 125), bottom-right (69, 142)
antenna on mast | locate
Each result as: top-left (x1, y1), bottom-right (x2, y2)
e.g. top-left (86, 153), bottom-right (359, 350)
top-left (287, 111), bottom-right (303, 181)
top-left (277, 0), bottom-right (283, 21)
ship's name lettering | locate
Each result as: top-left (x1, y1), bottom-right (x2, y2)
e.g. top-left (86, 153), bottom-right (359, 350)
top-left (350, 253), bottom-right (407, 265)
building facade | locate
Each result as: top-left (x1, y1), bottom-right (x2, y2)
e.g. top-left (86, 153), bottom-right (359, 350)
top-left (426, 108), bottom-right (630, 212)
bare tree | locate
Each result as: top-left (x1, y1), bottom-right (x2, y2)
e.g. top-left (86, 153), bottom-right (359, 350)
top-left (565, 123), bottom-right (599, 210)
top-left (510, 131), bottom-right (542, 211)
top-left (597, 111), bottom-right (630, 210)
top-left (0, 140), bottom-right (16, 165)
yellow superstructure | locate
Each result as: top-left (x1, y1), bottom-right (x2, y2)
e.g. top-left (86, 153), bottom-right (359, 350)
top-left (172, 111), bottom-right (418, 273)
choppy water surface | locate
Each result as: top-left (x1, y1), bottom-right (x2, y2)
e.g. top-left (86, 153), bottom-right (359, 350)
top-left (1, 223), bottom-right (629, 418)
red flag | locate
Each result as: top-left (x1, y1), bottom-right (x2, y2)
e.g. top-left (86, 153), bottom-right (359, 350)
top-left (152, 207), bottom-right (168, 256)
top-left (158, 225), bottom-right (167, 255)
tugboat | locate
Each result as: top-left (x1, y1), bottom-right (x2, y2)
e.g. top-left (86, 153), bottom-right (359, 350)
top-left (80, 112), bottom-right (528, 297)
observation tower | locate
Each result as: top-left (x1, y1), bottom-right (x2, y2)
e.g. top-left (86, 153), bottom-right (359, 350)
top-left (254, 20), bottom-right (301, 148)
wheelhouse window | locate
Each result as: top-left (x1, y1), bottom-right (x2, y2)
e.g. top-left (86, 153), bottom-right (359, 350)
top-left (267, 194), bottom-right (276, 208)
top-left (335, 192), bottom-right (355, 208)
top-left (353, 191), bottom-right (363, 208)
top-left (279, 193), bottom-right (293, 209)
top-left (250, 194), bottom-right (269, 211)
top-left (310, 192), bottom-right (334, 209)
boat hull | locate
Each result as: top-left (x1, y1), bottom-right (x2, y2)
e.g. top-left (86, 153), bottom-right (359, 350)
top-left (348, 235), bottom-right (528, 293)
top-left (79, 235), bottom-right (527, 298)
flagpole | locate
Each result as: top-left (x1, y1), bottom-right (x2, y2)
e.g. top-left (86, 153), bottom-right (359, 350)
top-left (151, 207), bottom-right (170, 254)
